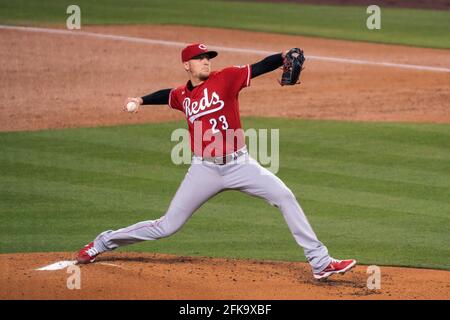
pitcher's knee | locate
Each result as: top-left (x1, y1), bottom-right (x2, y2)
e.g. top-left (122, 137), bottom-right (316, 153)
top-left (161, 224), bottom-right (182, 238)
top-left (272, 187), bottom-right (297, 207)
top-left (156, 216), bottom-right (184, 238)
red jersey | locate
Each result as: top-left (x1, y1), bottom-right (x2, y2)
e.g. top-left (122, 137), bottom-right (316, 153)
top-left (169, 65), bottom-right (251, 157)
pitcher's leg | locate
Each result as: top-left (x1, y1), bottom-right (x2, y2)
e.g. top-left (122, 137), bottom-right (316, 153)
top-left (94, 162), bottom-right (223, 253)
top-left (225, 156), bottom-right (330, 273)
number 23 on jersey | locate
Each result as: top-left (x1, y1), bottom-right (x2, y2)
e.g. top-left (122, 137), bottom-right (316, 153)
top-left (209, 115), bottom-right (229, 134)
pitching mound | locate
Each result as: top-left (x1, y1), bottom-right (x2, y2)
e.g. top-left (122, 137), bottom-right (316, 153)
top-left (1, 252), bottom-right (449, 299)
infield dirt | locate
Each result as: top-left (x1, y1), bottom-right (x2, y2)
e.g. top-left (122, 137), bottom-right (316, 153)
top-left (1, 25), bottom-right (449, 132)
top-left (1, 252), bottom-right (450, 299)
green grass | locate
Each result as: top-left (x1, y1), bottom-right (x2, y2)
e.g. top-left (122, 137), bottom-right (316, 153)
top-left (1, 118), bottom-right (449, 270)
top-left (0, 0), bottom-right (449, 49)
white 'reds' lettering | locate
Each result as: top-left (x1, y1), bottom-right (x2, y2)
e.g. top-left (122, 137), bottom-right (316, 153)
top-left (183, 88), bottom-right (225, 123)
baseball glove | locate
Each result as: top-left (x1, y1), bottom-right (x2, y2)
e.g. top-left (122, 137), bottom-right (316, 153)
top-left (279, 48), bottom-right (305, 86)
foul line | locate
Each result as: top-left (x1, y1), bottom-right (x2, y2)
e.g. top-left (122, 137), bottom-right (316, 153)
top-left (1, 24), bottom-right (449, 73)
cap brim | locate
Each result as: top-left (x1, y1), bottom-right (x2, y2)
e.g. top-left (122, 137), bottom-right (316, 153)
top-left (191, 51), bottom-right (218, 60)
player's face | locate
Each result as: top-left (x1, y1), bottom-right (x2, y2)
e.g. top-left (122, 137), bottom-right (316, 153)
top-left (185, 54), bottom-right (211, 82)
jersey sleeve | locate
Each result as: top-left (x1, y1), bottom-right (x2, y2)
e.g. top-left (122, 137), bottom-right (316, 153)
top-left (168, 88), bottom-right (183, 112)
top-left (220, 65), bottom-right (251, 94)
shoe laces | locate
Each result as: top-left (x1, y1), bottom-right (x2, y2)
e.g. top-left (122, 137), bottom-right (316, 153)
top-left (330, 258), bottom-right (341, 264)
top-left (86, 246), bottom-right (99, 257)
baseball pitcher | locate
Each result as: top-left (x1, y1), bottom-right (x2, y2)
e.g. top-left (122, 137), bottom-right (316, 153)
top-left (76, 44), bottom-right (356, 280)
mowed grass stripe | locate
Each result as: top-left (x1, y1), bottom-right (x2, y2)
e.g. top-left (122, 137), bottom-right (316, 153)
top-left (282, 156), bottom-right (450, 188)
top-left (288, 183), bottom-right (449, 218)
top-left (265, 116), bottom-right (450, 141)
top-left (0, 161), bottom-right (180, 196)
top-left (6, 159), bottom-right (450, 216)
top-left (2, 139), bottom-right (449, 209)
top-left (0, 175), bottom-right (171, 213)
top-left (277, 121), bottom-right (450, 161)
top-left (284, 134), bottom-right (450, 162)
top-left (280, 142), bottom-right (450, 178)
top-left (1, 118), bottom-right (449, 269)
top-left (0, 130), bottom-right (171, 163)
top-left (5, 131), bottom-right (448, 179)
top-left (2, 144), bottom-right (448, 197)
top-left (281, 167), bottom-right (450, 204)
top-left (0, 146), bottom-right (186, 183)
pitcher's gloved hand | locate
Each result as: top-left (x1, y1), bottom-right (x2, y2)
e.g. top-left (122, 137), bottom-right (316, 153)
top-left (279, 48), bottom-right (305, 86)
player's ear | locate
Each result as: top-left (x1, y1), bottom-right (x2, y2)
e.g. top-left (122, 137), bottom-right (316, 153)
top-left (183, 61), bottom-right (190, 72)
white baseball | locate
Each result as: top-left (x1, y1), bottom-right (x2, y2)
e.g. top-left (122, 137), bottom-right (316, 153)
top-left (126, 101), bottom-right (138, 112)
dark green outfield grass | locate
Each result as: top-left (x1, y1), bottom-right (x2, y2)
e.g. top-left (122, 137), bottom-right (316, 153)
top-left (0, 0), bottom-right (449, 49)
top-left (1, 118), bottom-right (449, 270)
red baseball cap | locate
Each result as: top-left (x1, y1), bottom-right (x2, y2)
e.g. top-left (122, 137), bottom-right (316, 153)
top-left (181, 43), bottom-right (218, 62)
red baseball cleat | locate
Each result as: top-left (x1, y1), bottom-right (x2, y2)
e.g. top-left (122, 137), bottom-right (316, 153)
top-left (313, 258), bottom-right (357, 280)
top-left (76, 242), bottom-right (100, 264)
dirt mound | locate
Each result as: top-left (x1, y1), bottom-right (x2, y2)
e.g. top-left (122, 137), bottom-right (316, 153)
top-left (1, 252), bottom-right (449, 299)
top-left (1, 25), bottom-right (449, 132)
